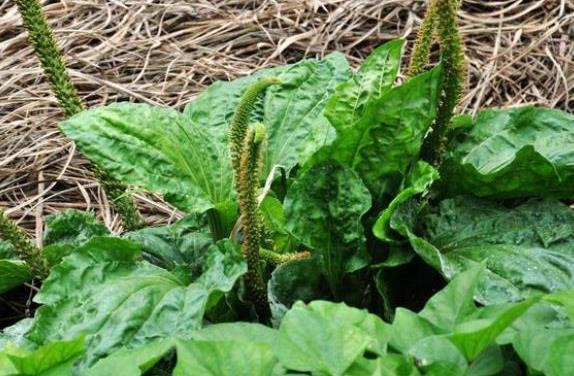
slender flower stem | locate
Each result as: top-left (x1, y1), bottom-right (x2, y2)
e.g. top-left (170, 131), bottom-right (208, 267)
top-left (419, 0), bottom-right (467, 166)
top-left (259, 249), bottom-right (311, 266)
top-left (15, 0), bottom-right (142, 231)
top-left (237, 123), bottom-right (270, 321)
top-left (229, 77), bottom-right (281, 179)
top-left (408, 0), bottom-right (437, 77)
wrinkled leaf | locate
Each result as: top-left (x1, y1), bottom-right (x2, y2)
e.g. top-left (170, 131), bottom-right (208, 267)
top-left (123, 214), bottom-right (212, 271)
top-left (185, 53), bottom-right (351, 175)
top-left (268, 257), bottom-right (328, 324)
top-left (392, 197), bottom-right (574, 304)
top-left (27, 237), bottom-right (245, 367)
top-left (325, 39), bottom-right (404, 134)
top-left (311, 64), bottom-right (442, 199)
top-left (43, 210), bottom-right (109, 265)
top-left (442, 106), bottom-right (574, 198)
top-left (284, 162), bottom-right (371, 297)
top-left (373, 161), bottom-right (439, 242)
top-left (60, 103), bottom-right (234, 213)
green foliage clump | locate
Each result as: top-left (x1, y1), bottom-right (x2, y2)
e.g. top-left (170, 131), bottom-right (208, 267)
top-left (1, 1), bottom-right (574, 374)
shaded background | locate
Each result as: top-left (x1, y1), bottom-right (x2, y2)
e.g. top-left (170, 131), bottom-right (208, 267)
top-left (0, 0), bottom-right (572, 243)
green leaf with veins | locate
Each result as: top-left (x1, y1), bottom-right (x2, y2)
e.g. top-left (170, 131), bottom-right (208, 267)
top-left (123, 213), bottom-right (212, 272)
top-left (61, 55), bottom-right (350, 215)
top-left (42, 210), bottom-right (109, 265)
top-left (26, 237), bottom-right (245, 368)
top-left (0, 336), bottom-right (85, 376)
top-left (284, 161), bottom-right (371, 297)
top-left (60, 103), bottom-right (233, 214)
top-left (276, 301), bottom-right (390, 375)
top-left (310, 64), bottom-right (442, 200)
top-left (173, 339), bottom-right (277, 376)
top-left (392, 196), bottom-right (574, 304)
top-left (441, 106), bottom-right (574, 198)
top-left (84, 340), bottom-right (174, 376)
top-left (185, 52), bottom-right (351, 174)
top-left (325, 39), bottom-right (404, 134)
top-left (373, 160), bottom-right (439, 243)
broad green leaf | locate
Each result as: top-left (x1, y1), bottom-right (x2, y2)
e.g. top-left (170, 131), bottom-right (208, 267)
top-left (185, 53), bottom-right (351, 174)
top-left (0, 259), bottom-right (30, 294)
top-left (544, 332), bottom-right (574, 376)
top-left (325, 39), bottom-right (404, 134)
top-left (260, 196), bottom-right (297, 254)
top-left (389, 308), bottom-right (445, 353)
top-left (43, 210), bottom-right (108, 247)
top-left (0, 336), bottom-right (85, 376)
top-left (284, 162), bottom-right (371, 297)
top-left (442, 106), bottom-right (574, 198)
top-left (465, 345), bottom-right (503, 376)
top-left (513, 329), bottom-right (574, 376)
top-left (84, 340), bottom-right (174, 376)
top-left (173, 339), bottom-right (276, 376)
top-left (544, 289), bottom-right (574, 321)
top-left (42, 210), bottom-right (109, 265)
top-left (447, 296), bottom-right (540, 360)
top-left (0, 319), bottom-right (33, 352)
top-left (310, 64), bottom-right (442, 199)
top-left (123, 214), bottom-right (212, 271)
top-left (190, 323), bottom-right (276, 345)
top-left (60, 103), bottom-right (233, 214)
top-left (276, 301), bottom-right (389, 375)
top-left (27, 237), bottom-right (245, 367)
top-left (419, 266), bottom-right (483, 331)
top-left (268, 257), bottom-right (328, 323)
top-left (408, 336), bottom-right (467, 375)
top-left (373, 161), bottom-right (439, 242)
top-left (262, 52), bottom-right (352, 172)
top-left (392, 197), bottom-right (574, 304)
top-left (346, 354), bottom-right (420, 376)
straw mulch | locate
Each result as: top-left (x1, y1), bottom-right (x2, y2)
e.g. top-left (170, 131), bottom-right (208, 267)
top-left (0, 0), bottom-right (573, 243)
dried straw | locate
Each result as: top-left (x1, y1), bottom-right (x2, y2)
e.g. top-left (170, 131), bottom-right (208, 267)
top-left (1, 0), bottom-right (572, 239)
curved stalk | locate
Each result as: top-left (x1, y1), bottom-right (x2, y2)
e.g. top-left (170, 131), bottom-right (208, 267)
top-left (16, 0), bottom-right (142, 231)
top-left (420, 0), bottom-right (467, 166)
top-left (237, 123), bottom-right (270, 321)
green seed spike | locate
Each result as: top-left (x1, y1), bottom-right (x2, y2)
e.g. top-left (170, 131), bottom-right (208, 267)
top-left (15, 0), bottom-right (84, 118)
top-left (237, 123), bottom-right (270, 321)
top-left (0, 211), bottom-right (48, 279)
top-left (420, 0), bottom-right (467, 166)
top-left (16, 0), bottom-right (143, 231)
top-left (259, 249), bottom-right (311, 266)
top-left (408, 0), bottom-right (438, 77)
top-left (229, 77), bottom-right (281, 180)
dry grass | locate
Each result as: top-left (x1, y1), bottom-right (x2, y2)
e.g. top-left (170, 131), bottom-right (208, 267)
top-left (1, 0), bottom-right (573, 241)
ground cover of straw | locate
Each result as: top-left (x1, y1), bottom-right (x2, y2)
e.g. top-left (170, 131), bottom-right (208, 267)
top-left (0, 0), bottom-right (572, 243)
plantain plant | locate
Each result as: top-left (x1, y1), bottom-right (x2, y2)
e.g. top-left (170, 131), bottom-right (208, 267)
top-left (1, 0), bottom-right (573, 374)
